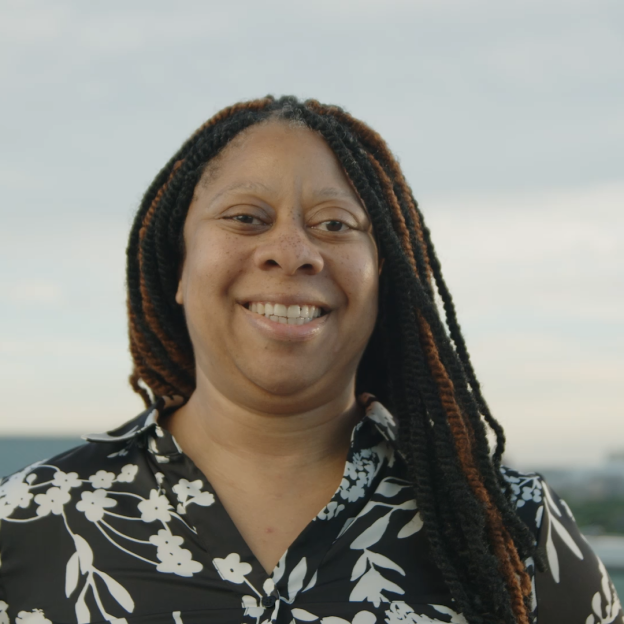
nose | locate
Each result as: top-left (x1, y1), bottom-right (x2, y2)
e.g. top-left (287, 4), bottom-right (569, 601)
top-left (253, 218), bottom-right (324, 276)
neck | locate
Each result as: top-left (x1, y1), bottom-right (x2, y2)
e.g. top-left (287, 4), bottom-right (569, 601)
top-left (163, 376), bottom-right (362, 481)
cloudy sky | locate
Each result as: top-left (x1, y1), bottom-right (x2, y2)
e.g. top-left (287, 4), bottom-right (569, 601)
top-left (0, 0), bottom-right (622, 468)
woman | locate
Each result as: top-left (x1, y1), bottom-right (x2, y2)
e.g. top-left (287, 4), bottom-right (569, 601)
top-left (0, 96), bottom-right (620, 624)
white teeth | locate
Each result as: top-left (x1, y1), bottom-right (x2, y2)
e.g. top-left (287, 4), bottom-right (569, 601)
top-left (246, 301), bottom-right (327, 326)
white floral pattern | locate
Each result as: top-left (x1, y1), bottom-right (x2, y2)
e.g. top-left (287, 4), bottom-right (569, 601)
top-left (34, 486), bottom-right (71, 517)
top-left (138, 489), bottom-right (173, 523)
top-left (384, 601), bottom-right (467, 624)
top-left (76, 488), bottom-right (117, 521)
top-left (89, 470), bottom-right (116, 489)
top-left (52, 470), bottom-right (82, 490)
top-left (585, 559), bottom-right (623, 624)
top-left (0, 471), bottom-right (34, 518)
top-left (14, 609), bottom-right (53, 624)
top-left (117, 464), bottom-right (139, 483)
top-left (213, 553), bottom-right (253, 584)
top-left (339, 448), bottom-right (382, 504)
top-left (0, 397), bottom-right (621, 624)
top-left (318, 500), bottom-right (346, 520)
top-left (172, 478), bottom-right (215, 515)
top-left (0, 447), bottom-right (204, 622)
top-left (0, 600), bottom-right (9, 624)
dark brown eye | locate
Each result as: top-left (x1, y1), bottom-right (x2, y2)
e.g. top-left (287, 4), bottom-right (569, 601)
top-left (323, 220), bottom-right (346, 232)
top-left (230, 214), bottom-right (263, 225)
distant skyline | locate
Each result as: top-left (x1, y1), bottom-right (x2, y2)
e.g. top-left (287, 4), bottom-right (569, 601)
top-left (1, 0), bottom-right (622, 468)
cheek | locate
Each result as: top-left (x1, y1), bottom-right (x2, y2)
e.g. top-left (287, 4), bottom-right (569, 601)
top-left (338, 246), bottom-right (379, 317)
top-left (181, 230), bottom-right (247, 303)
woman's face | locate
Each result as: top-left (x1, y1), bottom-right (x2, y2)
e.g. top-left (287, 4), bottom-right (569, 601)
top-left (176, 121), bottom-right (379, 411)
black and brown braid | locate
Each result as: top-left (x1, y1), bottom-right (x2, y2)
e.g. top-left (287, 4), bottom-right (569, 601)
top-left (126, 95), bottom-right (538, 623)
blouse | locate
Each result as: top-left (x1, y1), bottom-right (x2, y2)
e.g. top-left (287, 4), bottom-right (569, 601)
top-left (0, 396), bottom-right (621, 624)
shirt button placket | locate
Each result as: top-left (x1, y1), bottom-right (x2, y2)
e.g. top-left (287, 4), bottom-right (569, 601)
top-left (261, 595), bottom-right (276, 608)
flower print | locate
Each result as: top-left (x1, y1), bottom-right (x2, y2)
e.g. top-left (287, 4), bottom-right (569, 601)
top-left (138, 489), bottom-right (172, 523)
top-left (340, 478), bottom-right (366, 503)
top-left (213, 553), bottom-right (253, 584)
top-left (0, 473), bottom-right (34, 517)
top-left (318, 500), bottom-right (346, 520)
top-left (0, 600), bottom-right (8, 624)
top-left (0, 498), bottom-right (17, 520)
top-left (148, 529), bottom-right (202, 576)
top-left (500, 467), bottom-right (543, 510)
top-left (172, 478), bottom-right (215, 509)
top-left (293, 609), bottom-right (376, 623)
top-left (76, 489), bottom-right (117, 522)
top-left (15, 609), bottom-right (52, 624)
top-left (513, 478), bottom-right (542, 508)
top-left (149, 529), bottom-right (184, 554)
top-left (242, 595), bottom-right (265, 618)
top-left (384, 601), bottom-right (430, 623)
top-left (350, 566), bottom-right (404, 607)
top-left (366, 401), bottom-right (397, 440)
top-left (52, 470), bottom-right (81, 491)
top-left (89, 470), bottom-right (116, 489)
top-left (117, 464), bottom-right (139, 483)
top-left (521, 485), bottom-right (542, 504)
top-left (340, 450), bottom-right (379, 503)
top-left (34, 487), bottom-right (71, 517)
top-left (156, 545), bottom-right (203, 577)
top-left (384, 601), bottom-right (469, 623)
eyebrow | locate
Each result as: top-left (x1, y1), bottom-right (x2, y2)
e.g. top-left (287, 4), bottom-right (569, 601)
top-left (207, 181), bottom-right (274, 204)
top-left (207, 182), bottom-right (360, 205)
top-left (312, 186), bottom-right (359, 201)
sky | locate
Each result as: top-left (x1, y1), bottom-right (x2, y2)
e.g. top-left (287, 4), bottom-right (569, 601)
top-left (0, 0), bottom-right (622, 468)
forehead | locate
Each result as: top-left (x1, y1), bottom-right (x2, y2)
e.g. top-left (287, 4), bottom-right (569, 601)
top-left (197, 121), bottom-right (360, 202)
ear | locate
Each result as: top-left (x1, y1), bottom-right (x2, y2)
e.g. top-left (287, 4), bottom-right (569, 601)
top-left (378, 258), bottom-right (385, 276)
top-left (175, 277), bottom-right (184, 305)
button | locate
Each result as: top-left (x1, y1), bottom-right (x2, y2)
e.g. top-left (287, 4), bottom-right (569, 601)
top-left (261, 596), bottom-right (276, 608)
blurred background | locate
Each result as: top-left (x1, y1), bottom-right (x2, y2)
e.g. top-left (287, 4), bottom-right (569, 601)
top-left (1, 0), bottom-right (623, 587)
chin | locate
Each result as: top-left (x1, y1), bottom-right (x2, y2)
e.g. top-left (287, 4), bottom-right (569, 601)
top-left (242, 364), bottom-right (327, 399)
top-left (252, 375), bottom-right (319, 398)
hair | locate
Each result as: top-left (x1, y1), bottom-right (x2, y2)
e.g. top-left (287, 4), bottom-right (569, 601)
top-left (127, 96), bottom-right (538, 623)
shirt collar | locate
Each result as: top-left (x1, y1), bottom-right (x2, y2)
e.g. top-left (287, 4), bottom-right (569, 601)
top-left (83, 393), bottom-right (399, 454)
top-left (82, 395), bottom-right (185, 443)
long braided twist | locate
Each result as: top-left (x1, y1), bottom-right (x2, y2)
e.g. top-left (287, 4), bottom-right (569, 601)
top-left (126, 95), bottom-right (536, 623)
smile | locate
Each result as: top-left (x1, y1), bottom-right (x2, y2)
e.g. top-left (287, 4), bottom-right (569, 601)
top-left (245, 302), bottom-right (326, 325)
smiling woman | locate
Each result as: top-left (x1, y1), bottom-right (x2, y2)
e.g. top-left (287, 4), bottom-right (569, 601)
top-left (0, 96), bottom-right (621, 624)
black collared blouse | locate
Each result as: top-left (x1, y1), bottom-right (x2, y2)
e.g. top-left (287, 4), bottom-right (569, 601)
top-left (0, 397), bottom-right (621, 624)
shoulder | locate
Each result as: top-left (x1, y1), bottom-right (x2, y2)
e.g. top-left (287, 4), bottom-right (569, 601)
top-left (499, 466), bottom-right (624, 623)
top-left (0, 437), bottom-right (144, 527)
top-left (499, 465), bottom-right (547, 540)
top-left (1, 434), bottom-right (141, 487)
top-left (0, 406), bottom-right (157, 532)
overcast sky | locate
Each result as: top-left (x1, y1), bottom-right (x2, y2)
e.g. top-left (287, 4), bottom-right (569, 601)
top-left (1, 0), bottom-right (622, 468)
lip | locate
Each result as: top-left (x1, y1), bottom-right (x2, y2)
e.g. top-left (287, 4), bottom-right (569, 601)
top-left (239, 302), bottom-right (330, 342)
